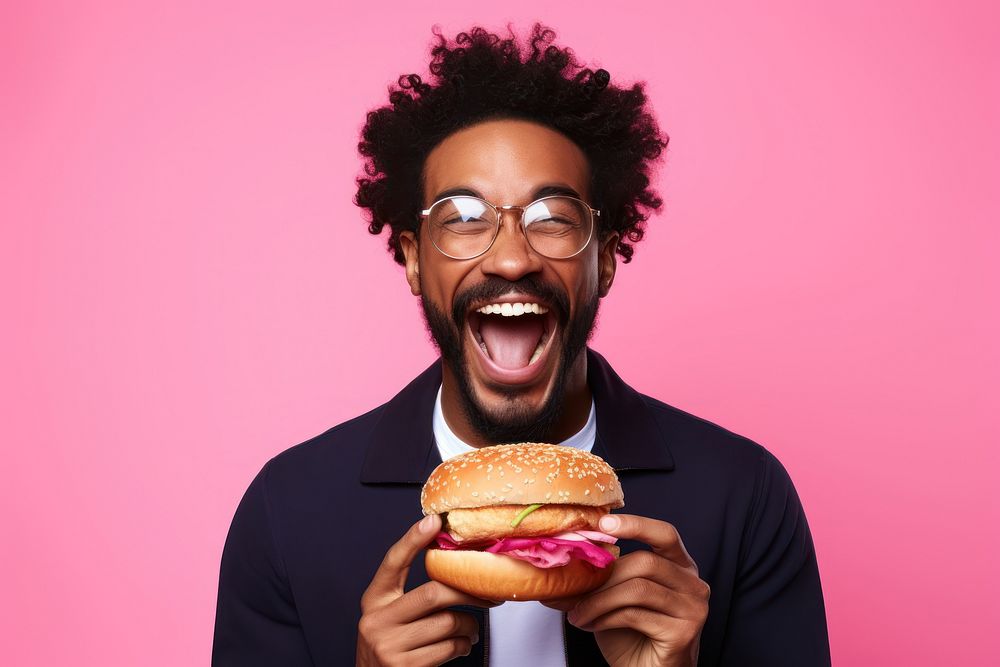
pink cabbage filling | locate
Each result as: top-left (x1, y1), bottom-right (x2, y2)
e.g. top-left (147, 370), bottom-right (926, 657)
top-left (434, 530), bottom-right (618, 569)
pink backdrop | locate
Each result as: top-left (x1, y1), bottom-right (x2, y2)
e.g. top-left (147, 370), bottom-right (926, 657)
top-left (3, 0), bottom-right (998, 664)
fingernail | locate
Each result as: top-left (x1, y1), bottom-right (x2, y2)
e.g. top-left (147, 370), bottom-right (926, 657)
top-left (419, 515), bottom-right (435, 533)
top-left (599, 515), bottom-right (620, 532)
top-left (471, 633), bottom-right (480, 645)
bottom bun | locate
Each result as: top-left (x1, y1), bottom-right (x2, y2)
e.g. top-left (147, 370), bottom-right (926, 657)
top-left (425, 547), bottom-right (618, 601)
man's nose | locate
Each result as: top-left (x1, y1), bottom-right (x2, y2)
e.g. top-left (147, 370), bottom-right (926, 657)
top-left (479, 210), bottom-right (544, 280)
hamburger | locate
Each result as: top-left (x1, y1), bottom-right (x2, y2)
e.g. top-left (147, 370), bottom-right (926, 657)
top-left (421, 442), bottom-right (624, 601)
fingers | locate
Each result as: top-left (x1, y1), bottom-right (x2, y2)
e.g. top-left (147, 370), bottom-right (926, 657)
top-left (362, 514), bottom-right (441, 609)
top-left (577, 605), bottom-right (696, 640)
top-left (543, 521), bottom-right (705, 613)
top-left (545, 557), bottom-right (708, 615)
top-left (604, 549), bottom-right (710, 596)
top-left (405, 637), bottom-right (475, 667)
top-left (398, 609), bottom-right (480, 652)
top-left (385, 580), bottom-right (500, 624)
top-left (562, 542), bottom-right (711, 640)
top-left (598, 514), bottom-right (697, 570)
top-left (567, 577), bottom-right (709, 634)
top-left (358, 518), bottom-right (496, 666)
top-left (360, 606), bottom-right (480, 667)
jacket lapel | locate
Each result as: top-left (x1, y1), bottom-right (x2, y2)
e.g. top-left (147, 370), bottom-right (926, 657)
top-left (359, 361), bottom-right (444, 484)
top-left (587, 348), bottom-right (675, 472)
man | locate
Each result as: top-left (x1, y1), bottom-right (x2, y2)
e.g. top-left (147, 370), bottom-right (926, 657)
top-left (213, 24), bottom-right (831, 666)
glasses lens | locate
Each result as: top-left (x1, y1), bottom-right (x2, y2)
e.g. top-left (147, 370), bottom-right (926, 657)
top-left (427, 197), bottom-right (497, 259)
top-left (523, 197), bottom-right (593, 258)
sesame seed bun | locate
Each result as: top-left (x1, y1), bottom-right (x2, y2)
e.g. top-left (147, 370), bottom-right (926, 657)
top-left (420, 443), bottom-right (624, 514)
top-left (421, 443), bottom-right (625, 601)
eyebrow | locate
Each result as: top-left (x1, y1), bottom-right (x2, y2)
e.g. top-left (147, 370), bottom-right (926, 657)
top-left (429, 184), bottom-right (585, 204)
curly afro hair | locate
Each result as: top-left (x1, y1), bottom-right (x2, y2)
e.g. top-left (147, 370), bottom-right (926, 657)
top-left (355, 23), bottom-right (667, 264)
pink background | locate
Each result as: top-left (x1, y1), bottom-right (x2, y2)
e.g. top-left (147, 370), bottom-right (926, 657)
top-left (3, 0), bottom-right (998, 664)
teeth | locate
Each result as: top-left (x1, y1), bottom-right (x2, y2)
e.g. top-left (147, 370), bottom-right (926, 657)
top-left (475, 302), bottom-right (550, 317)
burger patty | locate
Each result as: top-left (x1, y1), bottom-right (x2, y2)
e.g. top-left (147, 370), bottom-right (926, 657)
top-left (444, 504), bottom-right (609, 542)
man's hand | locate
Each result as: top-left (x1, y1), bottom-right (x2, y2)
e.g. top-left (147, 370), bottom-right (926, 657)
top-left (357, 514), bottom-right (499, 666)
top-left (543, 514), bottom-right (710, 667)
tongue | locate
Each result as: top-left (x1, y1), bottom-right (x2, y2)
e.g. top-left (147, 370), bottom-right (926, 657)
top-left (479, 316), bottom-right (545, 369)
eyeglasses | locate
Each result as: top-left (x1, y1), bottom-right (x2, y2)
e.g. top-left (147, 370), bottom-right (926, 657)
top-left (418, 195), bottom-right (599, 260)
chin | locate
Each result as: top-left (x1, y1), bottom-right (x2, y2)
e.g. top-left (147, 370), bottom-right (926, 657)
top-left (421, 285), bottom-right (594, 442)
top-left (457, 366), bottom-right (570, 444)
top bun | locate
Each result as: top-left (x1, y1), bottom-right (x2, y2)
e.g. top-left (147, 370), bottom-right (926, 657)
top-left (421, 443), bottom-right (624, 514)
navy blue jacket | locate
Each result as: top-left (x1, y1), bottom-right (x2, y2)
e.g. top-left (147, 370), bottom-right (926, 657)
top-left (213, 349), bottom-right (831, 666)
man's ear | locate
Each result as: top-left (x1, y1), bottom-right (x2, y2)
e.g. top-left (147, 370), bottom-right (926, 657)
top-left (399, 230), bottom-right (422, 296)
top-left (598, 232), bottom-right (619, 298)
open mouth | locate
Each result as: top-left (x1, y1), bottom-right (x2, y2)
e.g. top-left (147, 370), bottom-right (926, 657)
top-left (465, 299), bottom-right (558, 382)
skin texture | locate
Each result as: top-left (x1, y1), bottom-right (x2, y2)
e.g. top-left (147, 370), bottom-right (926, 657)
top-left (399, 119), bottom-right (619, 447)
top-left (359, 119), bottom-right (710, 666)
top-left (543, 514), bottom-right (710, 667)
top-left (356, 515), bottom-right (499, 666)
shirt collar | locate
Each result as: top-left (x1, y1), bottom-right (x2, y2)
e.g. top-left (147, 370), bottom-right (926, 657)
top-left (360, 348), bottom-right (674, 484)
top-left (432, 384), bottom-right (597, 461)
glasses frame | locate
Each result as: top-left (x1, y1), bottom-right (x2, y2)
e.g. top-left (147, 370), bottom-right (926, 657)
top-left (418, 195), bottom-right (601, 261)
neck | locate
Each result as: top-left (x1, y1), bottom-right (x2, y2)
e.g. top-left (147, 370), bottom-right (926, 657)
top-left (440, 350), bottom-right (591, 447)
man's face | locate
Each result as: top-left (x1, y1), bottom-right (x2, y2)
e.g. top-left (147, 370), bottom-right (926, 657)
top-left (399, 119), bottom-right (617, 443)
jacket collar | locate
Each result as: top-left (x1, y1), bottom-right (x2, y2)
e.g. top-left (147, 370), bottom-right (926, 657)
top-left (360, 348), bottom-right (674, 484)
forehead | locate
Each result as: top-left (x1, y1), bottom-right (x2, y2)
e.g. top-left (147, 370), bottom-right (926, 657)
top-left (422, 119), bottom-right (591, 206)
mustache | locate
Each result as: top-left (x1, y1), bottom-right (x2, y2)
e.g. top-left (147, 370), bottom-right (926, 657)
top-left (451, 276), bottom-right (569, 328)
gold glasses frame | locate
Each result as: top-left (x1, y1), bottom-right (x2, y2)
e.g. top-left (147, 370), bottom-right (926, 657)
top-left (418, 195), bottom-right (600, 260)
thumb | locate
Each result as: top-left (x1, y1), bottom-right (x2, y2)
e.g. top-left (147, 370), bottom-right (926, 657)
top-left (363, 514), bottom-right (441, 606)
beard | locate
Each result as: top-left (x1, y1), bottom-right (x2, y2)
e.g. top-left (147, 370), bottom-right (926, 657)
top-left (420, 275), bottom-right (600, 444)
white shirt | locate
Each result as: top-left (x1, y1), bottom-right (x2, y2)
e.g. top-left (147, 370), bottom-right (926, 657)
top-left (432, 385), bottom-right (597, 667)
